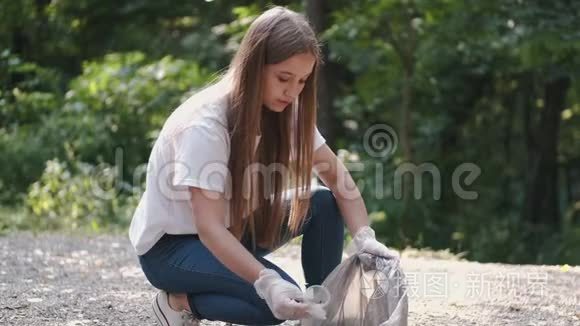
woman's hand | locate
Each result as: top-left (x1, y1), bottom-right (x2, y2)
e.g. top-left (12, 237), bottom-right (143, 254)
top-left (253, 268), bottom-right (310, 320)
top-left (353, 226), bottom-right (400, 261)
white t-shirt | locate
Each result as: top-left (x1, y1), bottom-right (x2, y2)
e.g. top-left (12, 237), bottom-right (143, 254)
top-left (128, 81), bottom-right (326, 255)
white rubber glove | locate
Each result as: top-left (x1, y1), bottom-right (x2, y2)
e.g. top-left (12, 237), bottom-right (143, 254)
top-left (353, 226), bottom-right (400, 261)
top-left (253, 268), bottom-right (310, 320)
top-left (301, 285), bottom-right (330, 321)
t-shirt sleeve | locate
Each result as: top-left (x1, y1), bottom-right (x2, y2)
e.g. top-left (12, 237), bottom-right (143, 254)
top-left (314, 126), bottom-right (326, 151)
top-left (170, 125), bottom-right (230, 193)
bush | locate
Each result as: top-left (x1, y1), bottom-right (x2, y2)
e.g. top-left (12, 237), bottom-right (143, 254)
top-left (25, 159), bottom-right (141, 232)
top-left (0, 51), bottom-right (213, 204)
top-left (0, 50), bottom-right (64, 127)
top-left (0, 51), bottom-right (65, 203)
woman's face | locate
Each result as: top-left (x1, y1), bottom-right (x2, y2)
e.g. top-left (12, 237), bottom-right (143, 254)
top-left (262, 52), bottom-right (316, 112)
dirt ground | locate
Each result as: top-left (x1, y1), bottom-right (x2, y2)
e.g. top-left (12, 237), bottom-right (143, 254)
top-left (1, 231), bottom-right (578, 325)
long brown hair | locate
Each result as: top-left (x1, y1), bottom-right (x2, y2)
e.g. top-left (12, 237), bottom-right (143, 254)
top-left (223, 6), bottom-right (322, 251)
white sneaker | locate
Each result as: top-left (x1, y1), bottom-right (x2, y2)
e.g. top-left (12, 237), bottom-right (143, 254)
top-left (152, 290), bottom-right (201, 326)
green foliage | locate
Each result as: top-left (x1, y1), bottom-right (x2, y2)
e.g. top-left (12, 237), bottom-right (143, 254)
top-left (24, 159), bottom-right (140, 232)
top-left (62, 52), bottom-right (212, 169)
top-left (0, 52), bottom-right (212, 204)
top-left (324, 0), bottom-right (580, 265)
top-left (0, 51), bottom-right (65, 202)
top-left (0, 205), bottom-right (30, 235)
top-left (0, 0), bottom-right (578, 265)
top-left (0, 50), bottom-right (64, 126)
top-left (0, 125), bottom-right (62, 202)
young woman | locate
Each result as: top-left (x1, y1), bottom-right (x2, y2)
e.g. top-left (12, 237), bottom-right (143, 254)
top-left (129, 6), bottom-right (400, 326)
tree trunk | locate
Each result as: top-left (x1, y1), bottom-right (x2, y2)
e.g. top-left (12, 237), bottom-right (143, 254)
top-left (522, 75), bottom-right (570, 231)
top-left (399, 65), bottom-right (415, 235)
top-left (305, 0), bottom-right (337, 147)
top-left (400, 68), bottom-right (414, 166)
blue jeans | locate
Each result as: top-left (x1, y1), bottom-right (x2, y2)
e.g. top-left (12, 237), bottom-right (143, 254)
top-left (137, 186), bottom-right (345, 325)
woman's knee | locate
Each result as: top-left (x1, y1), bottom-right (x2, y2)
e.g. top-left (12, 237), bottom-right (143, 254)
top-left (311, 187), bottom-right (344, 225)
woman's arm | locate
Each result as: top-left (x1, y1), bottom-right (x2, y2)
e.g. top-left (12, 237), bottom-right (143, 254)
top-left (190, 187), bottom-right (266, 283)
top-left (312, 144), bottom-right (370, 237)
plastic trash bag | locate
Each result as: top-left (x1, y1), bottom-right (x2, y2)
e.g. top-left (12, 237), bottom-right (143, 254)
top-left (301, 244), bottom-right (408, 326)
top-left (300, 285), bottom-right (331, 321)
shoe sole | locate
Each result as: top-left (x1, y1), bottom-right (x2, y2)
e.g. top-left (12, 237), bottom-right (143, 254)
top-left (152, 292), bottom-right (170, 326)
